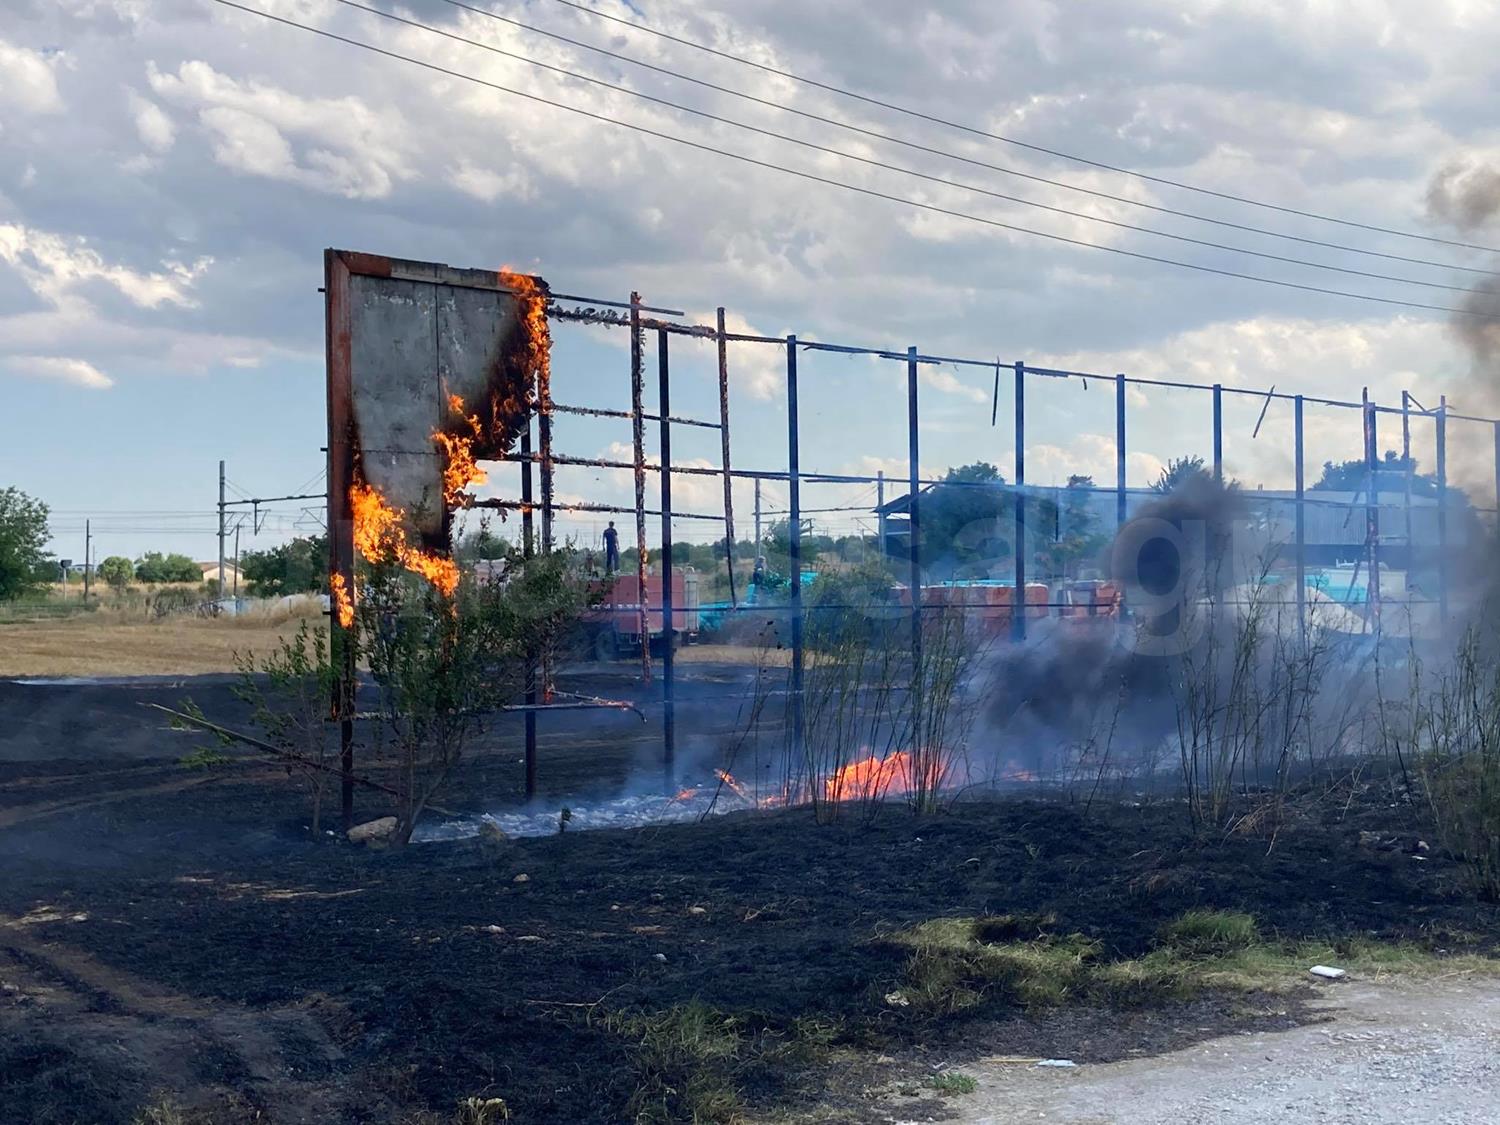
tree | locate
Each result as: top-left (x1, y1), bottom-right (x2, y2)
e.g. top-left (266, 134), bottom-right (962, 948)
top-left (98, 555), bottom-right (135, 592)
top-left (1151, 455), bottom-right (1210, 494)
top-left (1313, 450), bottom-right (1438, 496)
top-left (916, 462), bottom-right (1012, 578)
top-left (0, 487), bottom-right (52, 601)
top-left (135, 552), bottom-right (201, 584)
top-left (1038, 475), bottom-right (1107, 579)
top-left (240, 534), bottom-right (328, 597)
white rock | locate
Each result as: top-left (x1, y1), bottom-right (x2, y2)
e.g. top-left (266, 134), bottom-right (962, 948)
top-left (1309, 965), bottom-right (1347, 979)
top-left (348, 816), bottom-right (398, 846)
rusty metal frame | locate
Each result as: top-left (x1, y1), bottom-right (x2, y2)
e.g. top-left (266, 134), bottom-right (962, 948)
top-left (328, 248), bottom-right (1500, 820)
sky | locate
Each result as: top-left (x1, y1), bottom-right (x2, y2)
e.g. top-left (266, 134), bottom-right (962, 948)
top-left (3, 0), bottom-right (1500, 566)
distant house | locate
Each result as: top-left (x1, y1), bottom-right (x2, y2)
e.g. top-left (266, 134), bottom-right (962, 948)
top-left (198, 561), bottom-right (241, 586)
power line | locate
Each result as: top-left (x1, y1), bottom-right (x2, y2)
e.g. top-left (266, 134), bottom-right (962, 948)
top-left (547, 0), bottom-right (1500, 256)
top-left (444, 0), bottom-right (1499, 278)
top-left (338, 0), bottom-right (1486, 295)
top-left (209, 0), bottom-right (1500, 320)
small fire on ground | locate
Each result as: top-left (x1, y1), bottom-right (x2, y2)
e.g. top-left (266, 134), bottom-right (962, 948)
top-left (416, 753), bottom-right (1037, 842)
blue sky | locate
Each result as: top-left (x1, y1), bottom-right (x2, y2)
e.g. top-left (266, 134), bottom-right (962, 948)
top-left (3, 0), bottom-right (1498, 565)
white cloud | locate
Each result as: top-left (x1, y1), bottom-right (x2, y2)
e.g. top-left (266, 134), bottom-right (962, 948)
top-left (449, 159), bottom-right (533, 204)
top-left (0, 222), bottom-right (209, 310)
top-left (7, 355), bottom-right (113, 389)
top-left (130, 92), bottom-right (175, 153)
top-left (0, 41), bottom-right (64, 115)
top-left (149, 60), bottom-right (412, 199)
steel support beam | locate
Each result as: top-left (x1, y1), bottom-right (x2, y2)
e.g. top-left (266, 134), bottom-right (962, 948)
top-left (658, 329), bottom-right (675, 786)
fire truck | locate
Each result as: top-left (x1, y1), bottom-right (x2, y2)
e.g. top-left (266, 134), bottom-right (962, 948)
top-left (584, 567), bottom-right (701, 660)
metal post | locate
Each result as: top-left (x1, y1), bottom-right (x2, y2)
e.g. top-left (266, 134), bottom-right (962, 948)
top-left (1437, 396), bottom-right (1449, 625)
top-left (520, 427), bottom-right (535, 557)
top-left (906, 347), bottom-right (922, 664)
top-left (217, 459), bottom-right (227, 599)
top-left (1374, 393), bottom-right (1380, 627)
top-left (1402, 392), bottom-right (1413, 581)
top-left (1212, 384), bottom-right (1224, 483)
top-left (324, 250), bottom-right (357, 832)
top-left (232, 525), bottom-right (240, 601)
top-left (658, 329), bottom-right (676, 786)
top-left (786, 336), bottom-right (804, 760)
top-left (715, 308), bottom-right (737, 607)
top-left (630, 293), bottom-right (651, 682)
top-left (1013, 360), bottom-right (1026, 641)
top-left (1494, 421), bottom-right (1500, 532)
top-left (520, 422), bottom-right (537, 800)
top-left (876, 470), bottom-right (887, 558)
top-left (1115, 374), bottom-right (1127, 530)
top-left (1363, 389), bottom-right (1380, 628)
top-left (83, 519), bottom-right (91, 602)
top-left (539, 361), bottom-right (554, 558)
top-left (1294, 395), bottom-right (1306, 643)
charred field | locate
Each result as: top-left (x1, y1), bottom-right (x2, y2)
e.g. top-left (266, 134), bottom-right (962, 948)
top-left (2, 674), bottom-right (1499, 1125)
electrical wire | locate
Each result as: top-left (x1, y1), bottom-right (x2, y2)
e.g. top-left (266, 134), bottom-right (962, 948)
top-left (336, 0), bottom-right (1488, 295)
top-left (208, 0), bottom-right (1500, 320)
top-left (546, 0), bottom-right (1500, 255)
top-left (444, 0), bottom-right (1500, 278)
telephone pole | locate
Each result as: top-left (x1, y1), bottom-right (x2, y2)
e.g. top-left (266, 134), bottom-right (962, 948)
top-left (753, 478), bottom-right (762, 550)
top-left (217, 459), bottom-right (227, 599)
top-left (83, 519), bottom-right (91, 602)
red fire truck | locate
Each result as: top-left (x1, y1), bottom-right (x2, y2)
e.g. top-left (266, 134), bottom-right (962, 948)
top-left (584, 567), bottom-right (701, 660)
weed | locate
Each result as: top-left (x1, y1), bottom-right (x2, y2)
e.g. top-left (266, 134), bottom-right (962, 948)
top-left (1159, 910), bottom-right (1260, 957)
top-left (133, 1096), bottom-right (188, 1125)
top-left (453, 1096), bottom-right (510, 1124)
top-left (605, 1002), bottom-right (745, 1124)
top-left (926, 1071), bottom-right (978, 1096)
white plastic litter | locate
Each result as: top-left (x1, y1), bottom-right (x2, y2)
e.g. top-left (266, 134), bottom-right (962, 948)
top-left (1309, 965), bottom-right (1347, 979)
top-left (1034, 1059), bottom-right (1078, 1068)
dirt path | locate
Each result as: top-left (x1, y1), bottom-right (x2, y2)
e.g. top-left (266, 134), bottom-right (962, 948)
top-left (940, 976), bottom-right (1500, 1125)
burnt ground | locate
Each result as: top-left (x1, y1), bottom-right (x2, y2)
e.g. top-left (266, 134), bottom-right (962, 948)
top-left (2, 672), bottom-right (1498, 1124)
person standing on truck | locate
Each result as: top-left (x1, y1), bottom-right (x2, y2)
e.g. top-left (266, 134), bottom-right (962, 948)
top-left (603, 521), bottom-right (619, 575)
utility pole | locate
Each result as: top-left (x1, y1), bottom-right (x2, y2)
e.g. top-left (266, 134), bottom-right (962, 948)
top-left (83, 519), bottom-right (91, 602)
top-left (876, 470), bottom-right (886, 558)
top-left (753, 478), bottom-right (762, 552)
top-left (233, 525), bottom-right (241, 600)
top-left (217, 459), bottom-right (227, 599)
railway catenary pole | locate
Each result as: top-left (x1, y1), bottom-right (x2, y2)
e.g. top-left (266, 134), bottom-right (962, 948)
top-left (1294, 395), bottom-right (1306, 643)
top-left (876, 470), bottom-right (886, 557)
top-left (1013, 360), bottom-right (1026, 642)
top-left (1115, 374), bottom-right (1127, 530)
top-left (657, 329), bottom-right (676, 786)
top-left (1436, 395), bottom-right (1449, 626)
top-left (906, 347), bottom-right (922, 681)
top-left (630, 293), bottom-right (651, 682)
top-left (520, 422), bottom-right (538, 800)
top-left (786, 336), bottom-right (804, 762)
top-left (715, 308), bottom-right (738, 607)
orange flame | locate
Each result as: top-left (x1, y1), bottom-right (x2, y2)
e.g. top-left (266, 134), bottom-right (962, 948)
top-left (434, 393), bottom-right (488, 507)
top-left (824, 751), bottom-right (913, 803)
top-left (330, 572), bottom-right (354, 629)
top-left (350, 479), bottom-right (460, 597)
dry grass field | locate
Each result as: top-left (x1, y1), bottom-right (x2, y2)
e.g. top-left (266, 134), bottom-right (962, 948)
top-left (0, 601), bottom-right (324, 678)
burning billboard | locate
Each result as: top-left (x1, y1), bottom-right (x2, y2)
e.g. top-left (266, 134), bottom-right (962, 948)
top-left (323, 250), bottom-right (550, 622)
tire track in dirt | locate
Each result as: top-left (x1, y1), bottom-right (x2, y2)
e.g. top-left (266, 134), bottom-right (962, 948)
top-left (1, 920), bottom-right (352, 1122)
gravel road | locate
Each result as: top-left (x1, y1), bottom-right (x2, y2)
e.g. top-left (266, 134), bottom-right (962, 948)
top-left (945, 976), bottom-right (1500, 1125)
